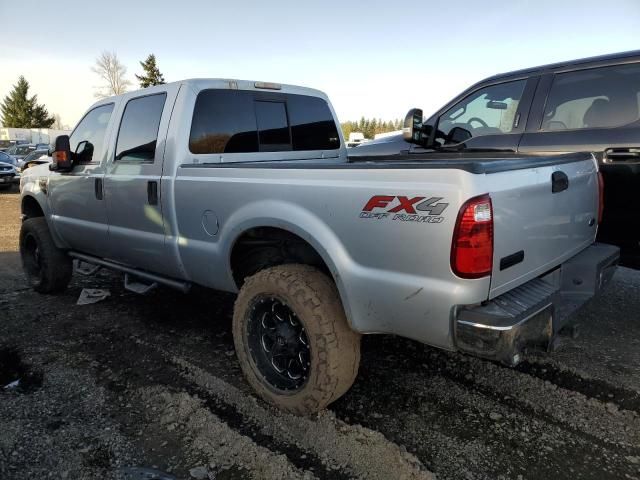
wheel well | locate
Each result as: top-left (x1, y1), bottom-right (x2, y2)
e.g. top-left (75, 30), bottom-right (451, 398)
top-left (22, 195), bottom-right (45, 219)
top-left (230, 227), bottom-right (330, 288)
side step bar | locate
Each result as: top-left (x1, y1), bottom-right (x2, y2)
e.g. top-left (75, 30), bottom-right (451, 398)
top-left (68, 251), bottom-right (191, 293)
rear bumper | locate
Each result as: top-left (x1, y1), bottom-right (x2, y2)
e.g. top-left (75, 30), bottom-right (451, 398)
top-left (454, 243), bottom-right (619, 365)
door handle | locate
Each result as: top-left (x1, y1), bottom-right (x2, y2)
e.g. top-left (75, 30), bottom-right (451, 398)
top-left (147, 181), bottom-right (158, 205)
top-left (604, 148), bottom-right (640, 163)
top-left (94, 178), bottom-right (103, 200)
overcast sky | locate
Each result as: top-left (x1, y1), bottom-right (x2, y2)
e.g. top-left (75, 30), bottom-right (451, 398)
top-left (1, 0), bottom-right (639, 128)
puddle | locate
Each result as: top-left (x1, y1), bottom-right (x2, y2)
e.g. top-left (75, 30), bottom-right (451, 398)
top-left (0, 346), bottom-right (43, 393)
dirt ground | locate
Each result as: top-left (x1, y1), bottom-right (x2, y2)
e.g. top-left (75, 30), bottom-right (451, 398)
top-left (1, 187), bottom-right (639, 480)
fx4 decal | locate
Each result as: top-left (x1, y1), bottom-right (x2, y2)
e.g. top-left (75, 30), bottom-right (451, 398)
top-left (359, 195), bottom-right (449, 224)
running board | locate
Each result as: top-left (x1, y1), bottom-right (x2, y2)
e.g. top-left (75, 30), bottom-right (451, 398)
top-left (68, 252), bottom-right (191, 293)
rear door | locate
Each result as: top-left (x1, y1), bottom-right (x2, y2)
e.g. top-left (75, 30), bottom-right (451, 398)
top-left (518, 62), bottom-right (640, 265)
top-left (487, 154), bottom-right (600, 298)
top-left (103, 84), bottom-right (181, 277)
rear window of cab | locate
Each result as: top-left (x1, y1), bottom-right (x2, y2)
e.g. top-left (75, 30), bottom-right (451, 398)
top-left (189, 90), bottom-right (340, 154)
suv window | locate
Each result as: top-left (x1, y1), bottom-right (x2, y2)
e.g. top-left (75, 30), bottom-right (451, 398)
top-left (189, 90), bottom-right (340, 154)
top-left (542, 63), bottom-right (640, 131)
top-left (115, 93), bottom-right (166, 162)
top-left (437, 80), bottom-right (526, 145)
top-left (70, 104), bottom-right (114, 164)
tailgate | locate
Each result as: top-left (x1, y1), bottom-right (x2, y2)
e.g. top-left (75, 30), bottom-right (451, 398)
top-left (488, 154), bottom-right (599, 298)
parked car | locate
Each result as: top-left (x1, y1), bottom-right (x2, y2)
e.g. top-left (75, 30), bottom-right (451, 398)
top-left (5, 143), bottom-right (37, 162)
top-left (0, 151), bottom-right (19, 189)
top-left (351, 50), bottom-right (640, 268)
top-left (18, 149), bottom-right (50, 171)
top-left (19, 79), bottom-right (618, 414)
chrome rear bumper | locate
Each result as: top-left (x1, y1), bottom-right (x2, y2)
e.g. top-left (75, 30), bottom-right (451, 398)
top-left (454, 243), bottom-right (619, 366)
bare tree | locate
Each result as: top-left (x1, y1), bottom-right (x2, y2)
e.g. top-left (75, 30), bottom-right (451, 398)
top-left (91, 51), bottom-right (132, 98)
top-left (52, 113), bottom-right (64, 130)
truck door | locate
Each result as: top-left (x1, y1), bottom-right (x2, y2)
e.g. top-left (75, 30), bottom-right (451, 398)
top-left (47, 103), bottom-right (115, 257)
top-left (103, 84), bottom-right (181, 277)
top-left (518, 63), bottom-right (640, 267)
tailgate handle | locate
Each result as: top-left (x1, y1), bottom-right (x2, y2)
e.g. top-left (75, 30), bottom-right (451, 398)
top-left (551, 171), bottom-right (569, 193)
top-left (147, 181), bottom-right (158, 205)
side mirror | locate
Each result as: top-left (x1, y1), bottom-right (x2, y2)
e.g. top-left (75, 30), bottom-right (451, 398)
top-left (402, 108), bottom-right (423, 144)
top-left (49, 135), bottom-right (72, 172)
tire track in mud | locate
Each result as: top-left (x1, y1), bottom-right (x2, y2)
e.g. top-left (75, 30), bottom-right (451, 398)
top-left (329, 336), bottom-right (640, 480)
top-left (78, 332), bottom-right (348, 480)
top-left (80, 330), bottom-right (431, 480)
top-left (514, 359), bottom-right (640, 414)
top-left (161, 346), bottom-right (431, 480)
top-left (141, 386), bottom-right (317, 480)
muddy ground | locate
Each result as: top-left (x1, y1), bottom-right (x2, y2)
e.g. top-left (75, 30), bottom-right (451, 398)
top-left (1, 187), bottom-right (639, 480)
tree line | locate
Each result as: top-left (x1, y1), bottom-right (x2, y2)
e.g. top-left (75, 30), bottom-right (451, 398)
top-left (341, 117), bottom-right (403, 140)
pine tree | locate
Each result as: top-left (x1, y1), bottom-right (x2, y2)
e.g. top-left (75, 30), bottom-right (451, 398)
top-left (135, 54), bottom-right (166, 88)
top-left (0, 76), bottom-right (54, 128)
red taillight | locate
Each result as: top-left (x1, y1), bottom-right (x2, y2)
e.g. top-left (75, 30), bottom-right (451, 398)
top-left (597, 171), bottom-right (604, 225)
top-left (451, 194), bottom-right (494, 279)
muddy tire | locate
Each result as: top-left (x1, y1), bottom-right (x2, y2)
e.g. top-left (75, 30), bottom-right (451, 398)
top-left (233, 264), bottom-right (361, 415)
top-left (20, 217), bottom-right (72, 293)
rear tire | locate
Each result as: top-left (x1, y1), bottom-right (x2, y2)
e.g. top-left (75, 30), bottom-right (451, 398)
top-left (20, 217), bottom-right (72, 293)
top-left (233, 264), bottom-right (361, 415)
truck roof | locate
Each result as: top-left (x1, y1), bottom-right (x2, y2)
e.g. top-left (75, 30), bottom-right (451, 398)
top-left (94, 79), bottom-right (329, 104)
top-left (483, 49), bottom-right (640, 82)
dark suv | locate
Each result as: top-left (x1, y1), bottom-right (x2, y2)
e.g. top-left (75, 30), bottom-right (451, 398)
top-left (352, 50), bottom-right (640, 268)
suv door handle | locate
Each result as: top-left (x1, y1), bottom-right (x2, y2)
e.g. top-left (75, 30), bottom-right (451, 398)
top-left (551, 171), bottom-right (569, 193)
top-left (147, 181), bottom-right (158, 205)
top-left (94, 177), bottom-right (103, 200)
top-left (604, 148), bottom-right (640, 163)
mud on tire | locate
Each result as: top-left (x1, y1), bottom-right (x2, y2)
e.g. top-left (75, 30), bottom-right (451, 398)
top-left (20, 217), bottom-right (72, 293)
top-left (233, 264), bottom-right (361, 415)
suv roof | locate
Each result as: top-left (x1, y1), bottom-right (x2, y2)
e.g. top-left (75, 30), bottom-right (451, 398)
top-left (484, 49), bottom-right (640, 82)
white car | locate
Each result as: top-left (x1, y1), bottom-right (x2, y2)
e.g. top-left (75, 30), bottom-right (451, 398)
top-left (18, 149), bottom-right (50, 171)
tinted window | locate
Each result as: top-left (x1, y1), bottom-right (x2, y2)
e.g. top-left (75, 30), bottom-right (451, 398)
top-left (0, 151), bottom-right (12, 163)
top-left (115, 93), bottom-right (166, 162)
top-left (189, 90), bottom-right (340, 154)
top-left (70, 104), bottom-right (114, 164)
top-left (190, 90), bottom-right (259, 154)
top-left (542, 63), bottom-right (640, 131)
top-left (288, 95), bottom-right (340, 150)
top-left (437, 80), bottom-right (526, 145)
top-left (255, 101), bottom-right (290, 151)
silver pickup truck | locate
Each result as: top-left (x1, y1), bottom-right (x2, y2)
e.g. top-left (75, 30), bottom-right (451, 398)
top-left (19, 79), bottom-right (618, 414)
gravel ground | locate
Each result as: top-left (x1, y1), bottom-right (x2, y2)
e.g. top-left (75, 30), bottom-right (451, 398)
top-left (1, 188), bottom-right (639, 480)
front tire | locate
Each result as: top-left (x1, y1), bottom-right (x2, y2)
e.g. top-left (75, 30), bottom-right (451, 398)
top-left (20, 217), bottom-right (72, 293)
top-left (233, 264), bottom-right (361, 415)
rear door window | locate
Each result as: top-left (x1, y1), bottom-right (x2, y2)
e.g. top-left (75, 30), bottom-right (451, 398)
top-left (115, 93), bottom-right (166, 162)
top-left (542, 63), bottom-right (640, 131)
top-left (189, 90), bottom-right (340, 154)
